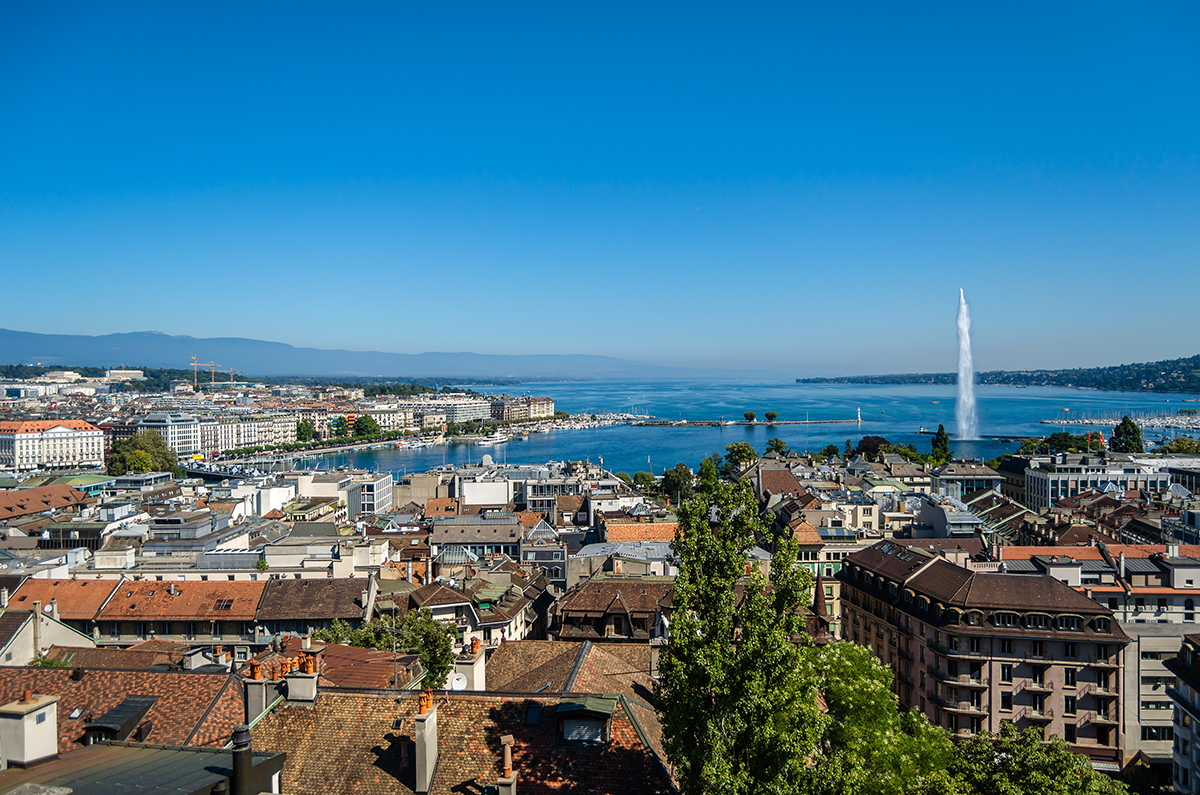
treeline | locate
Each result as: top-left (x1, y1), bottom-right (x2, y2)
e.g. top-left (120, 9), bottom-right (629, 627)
top-left (799, 353), bottom-right (1200, 394)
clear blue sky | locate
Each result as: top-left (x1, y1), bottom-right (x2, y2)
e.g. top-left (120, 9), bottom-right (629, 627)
top-left (2, 2), bottom-right (1198, 375)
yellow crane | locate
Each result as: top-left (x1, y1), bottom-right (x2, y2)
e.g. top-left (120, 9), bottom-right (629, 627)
top-left (189, 357), bottom-right (222, 389)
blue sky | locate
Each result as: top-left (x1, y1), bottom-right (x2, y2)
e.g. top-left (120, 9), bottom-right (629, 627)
top-left (2, 2), bottom-right (1198, 375)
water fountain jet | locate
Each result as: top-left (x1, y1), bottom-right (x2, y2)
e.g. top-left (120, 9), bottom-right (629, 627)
top-left (956, 288), bottom-right (978, 440)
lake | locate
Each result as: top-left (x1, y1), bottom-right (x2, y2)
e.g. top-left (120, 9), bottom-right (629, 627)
top-left (301, 380), bottom-right (1198, 478)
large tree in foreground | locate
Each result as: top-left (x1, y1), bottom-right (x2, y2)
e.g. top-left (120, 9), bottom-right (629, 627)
top-left (1110, 415), bottom-right (1145, 454)
top-left (656, 479), bottom-right (824, 794)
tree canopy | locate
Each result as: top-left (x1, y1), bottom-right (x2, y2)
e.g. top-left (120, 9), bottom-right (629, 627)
top-left (764, 411), bottom-right (779, 423)
top-left (660, 463), bottom-right (695, 502)
top-left (723, 442), bottom-right (759, 476)
top-left (107, 431), bottom-right (183, 477)
top-left (744, 411), bottom-right (757, 422)
top-left (295, 420), bottom-right (315, 442)
top-left (312, 608), bottom-right (454, 689)
top-left (931, 424), bottom-right (950, 463)
top-left (1017, 431), bottom-right (1106, 456)
top-left (633, 471), bottom-right (656, 490)
top-left (766, 437), bottom-right (788, 456)
top-left (1110, 416), bottom-right (1145, 454)
top-left (354, 415), bottom-right (381, 437)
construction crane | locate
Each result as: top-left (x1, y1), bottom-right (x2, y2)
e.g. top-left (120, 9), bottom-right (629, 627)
top-left (225, 368), bottom-right (245, 385)
top-left (189, 357), bottom-right (222, 389)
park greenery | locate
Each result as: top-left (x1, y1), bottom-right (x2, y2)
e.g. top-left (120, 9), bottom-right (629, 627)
top-left (656, 475), bottom-right (1128, 795)
top-left (312, 607), bottom-right (455, 689)
top-left (1110, 416), bottom-right (1145, 454)
top-left (106, 431), bottom-right (184, 477)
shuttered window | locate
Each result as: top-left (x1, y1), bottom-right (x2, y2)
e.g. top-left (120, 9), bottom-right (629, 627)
top-left (561, 718), bottom-right (604, 743)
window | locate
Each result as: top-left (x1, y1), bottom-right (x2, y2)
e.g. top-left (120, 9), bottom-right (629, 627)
top-left (1026, 615), bottom-right (1049, 630)
top-left (1142, 701), bottom-right (1173, 710)
top-left (1000, 691), bottom-right (1013, 711)
top-left (1059, 617), bottom-right (1082, 632)
top-left (993, 612), bottom-right (1016, 627)
top-left (1001, 639), bottom-right (1013, 655)
top-left (1064, 724), bottom-right (1076, 743)
top-left (1064, 696), bottom-right (1076, 714)
top-left (562, 718), bottom-right (605, 744)
top-left (968, 637), bottom-right (981, 654)
top-left (213, 599), bottom-right (235, 611)
top-left (1001, 664), bottom-right (1013, 683)
top-left (1158, 598), bottom-right (1168, 611)
top-left (1032, 666), bottom-right (1045, 687)
top-left (1094, 619), bottom-right (1111, 633)
top-left (1142, 651), bottom-right (1165, 660)
top-left (1108, 597), bottom-right (1118, 609)
top-left (1031, 641), bottom-right (1045, 658)
top-left (1063, 643), bottom-right (1076, 659)
top-left (1143, 726), bottom-right (1174, 741)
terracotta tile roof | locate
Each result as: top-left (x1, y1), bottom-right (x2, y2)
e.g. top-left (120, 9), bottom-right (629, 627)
top-left (606, 523), bottom-right (678, 543)
top-left (248, 638), bottom-right (418, 689)
top-left (43, 645), bottom-right (178, 670)
top-left (425, 498), bottom-right (459, 516)
top-left (0, 420), bottom-right (101, 434)
top-left (759, 469), bottom-right (806, 497)
top-left (555, 495), bottom-right (585, 513)
top-left (558, 579), bottom-right (673, 616)
top-left (11, 578), bottom-right (120, 622)
top-left (0, 485), bottom-right (91, 521)
top-left (0, 667), bottom-right (244, 752)
top-left (251, 691), bottom-right (667, 795)
top-left (487, 641), bottom-right (581, 692)
top-left (97, 580), bottom-right (266, 622)
top-left (410, 582), bottom-right (472, 608)
top-left (514, 511), bottom-right (544, 529)
top-left (998, 544), bottom-right (1198, 561)
top-left (257, 579), bottom-right (367, 621)
top-left (790, 521), bottom-right (822, 546)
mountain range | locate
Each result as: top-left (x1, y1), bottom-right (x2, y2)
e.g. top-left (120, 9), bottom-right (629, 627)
top-left (0, 328), bottom-right (779, 381)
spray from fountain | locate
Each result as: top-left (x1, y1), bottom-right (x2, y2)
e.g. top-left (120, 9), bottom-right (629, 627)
top-left (956, 288), bottom-right (978, 440)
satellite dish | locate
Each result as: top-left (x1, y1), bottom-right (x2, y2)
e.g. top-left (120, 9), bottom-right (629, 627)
top-left (42, 604), bottom-right (53, 613)
top-left (450, 673), bottom-right (468, 691)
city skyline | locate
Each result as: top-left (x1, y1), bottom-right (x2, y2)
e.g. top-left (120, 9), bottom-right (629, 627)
top-left (3, 3), bottom-right (1198, 375)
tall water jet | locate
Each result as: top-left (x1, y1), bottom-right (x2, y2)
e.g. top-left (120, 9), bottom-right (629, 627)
top-left (956, 288), bottom-right (978, 439)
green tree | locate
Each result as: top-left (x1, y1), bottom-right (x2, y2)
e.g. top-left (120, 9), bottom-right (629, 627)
top-left (1110, 416), bottom-right (1145, 454)
top-left (723, 442), bottom-right (759, 476)
top-left (128, 449), bottom-right (154, 472)
top-left (656, 478), bottom-right (821, 795)
top-left (854, 435), bottom-right (891, 461)
top-left (931, 424), bottom-right (950, 463)
top-left (764, 411), bottom-right (779, 423)
top-left (744, 411), bottom-right (757, 422)
top-left (329, 417), bottom-right (348, 438)
top-left (660, 463), bottom-right (695, 502)
top-left (399, 607), bottom-right (456, 690)
top-left (255, 558), bottom-right (270, 571)
top-left (844, 439), bottom-right (854, 458)
top-left (1159, 435), bottom-right (1200, 455)
top-left (615, 471), bottom-right (632, 486)
top-left (815, 444), bottom-right (840, 463)
top-left (296, 420), bottom-right (314, 442)
top-left (766, 437), bottom-right (788, 456)
top-left (107, 431), bottom-right (182, 477)
top-left (354, 415), bottom-right (381, 437)
top-left (697, 453), bottom-right (724, 493)
top-left (933, 723), bottom-right (1127, 795)
top-left (633, 471), bottom-right (656, 490)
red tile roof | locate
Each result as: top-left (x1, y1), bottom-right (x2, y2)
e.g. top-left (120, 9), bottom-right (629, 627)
top-left (0, 486), bottom-right (91, 521)
top-left (11, 578), bottom-right (120, 622)
top-left (97, 580), bottom-right (266, 622)
top-left (251, 691), bottom-right (666, 795)
top-left (606, 523), bottom-right (677, 543)
top-left (0, 667), bottom-right (244, 752)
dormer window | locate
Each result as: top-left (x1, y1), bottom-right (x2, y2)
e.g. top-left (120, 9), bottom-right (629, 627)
top-left (557, 697), bottom-right (616, 747)
top-left (1057, 616), bottom-right (1083, 632)
top-left (1025, 614), bottom-right (1050, 630)
top-left (992, 612), bottom-right (1017, 627)
top-left (966, 612), bottom-right (982, 626)
top-left (1094, 618), bottom-right (1111, 633)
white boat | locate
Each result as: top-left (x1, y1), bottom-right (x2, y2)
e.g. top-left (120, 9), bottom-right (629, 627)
top-left (477, 430), bottom-right (510, 446)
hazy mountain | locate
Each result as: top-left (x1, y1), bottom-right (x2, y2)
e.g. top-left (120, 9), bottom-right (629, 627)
top-left (0, 329), bottom-right (779, 380)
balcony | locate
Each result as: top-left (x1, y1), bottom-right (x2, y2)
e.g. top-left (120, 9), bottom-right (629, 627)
top-left (1089, 711), bottom-right (1120, 726)
top-left (1026, 708), bottom-right (1054, 722)
top-left (1092, 686), bottom-right (1120, 699)
top-left (1087, 655), bottom-right (1119, 669)
top-left (1024, 680), bottom-right (1053, 694)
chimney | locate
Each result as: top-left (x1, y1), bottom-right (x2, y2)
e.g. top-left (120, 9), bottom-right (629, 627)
top-left (49, 599), bottom-right (59, 622)
top-left (31, 601), bottom-right (42, 656)
top-left (497, 733), bottom-right (517, 795)
top-left (1119, 552), bottom-right (1126, 579)
top-left (650, 637), bottom-right (665, 678)
top-left (285, 656), bottom-right (318, 702)
top-left (414, 693), bottom-right (439, 794)
top-left (0, 692), bottom-right (60, 767)
top-left (407, 561), bottom-right (413, 583)
top-left (454, 636), bottom-right (486, 691)
top-left (231, 724), bottom-right (253, 795)
top-left (0, 588), bottom-right (7, 609)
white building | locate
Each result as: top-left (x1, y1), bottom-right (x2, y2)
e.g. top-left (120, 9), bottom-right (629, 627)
top-left (138, 413), bottom-right (200, 456)
top-left (0, 420), bottom-right (105, 471)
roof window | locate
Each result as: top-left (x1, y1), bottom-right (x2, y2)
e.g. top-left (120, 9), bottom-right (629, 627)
top-left (213, 599), bottom-right (235, 611)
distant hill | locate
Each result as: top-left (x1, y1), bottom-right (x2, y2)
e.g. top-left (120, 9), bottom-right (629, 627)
top-left (798, 354), bottom-right (1200, 394)
top-left (0, 328), bottom-right (777, 381)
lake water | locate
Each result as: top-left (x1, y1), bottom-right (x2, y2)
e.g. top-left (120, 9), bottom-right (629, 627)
top-left (303, 380), bottom-right (1197, 478)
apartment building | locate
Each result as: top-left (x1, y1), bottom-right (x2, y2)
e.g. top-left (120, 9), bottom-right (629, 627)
top-left (1026, 453), bottom-right (1172, 510)
top-left (839, 540), bottom-right (1128, 772)
top-left (0, 420), bottom-right (105, 471)
top-left (138, 413), bottom-right (200, 455)
top-left (1166, 634), bottom-right (1200, 793)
